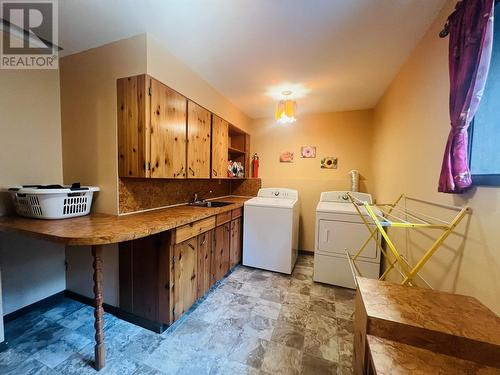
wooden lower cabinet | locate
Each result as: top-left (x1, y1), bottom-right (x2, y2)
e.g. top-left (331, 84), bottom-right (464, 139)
top-left (213, 222), bottom-right (231, 281)
top-left (119, 231), bottom-right (171, 328)
top-left (229, 217), bottom-right (242, 269)
top-left (197, 230), bottom-right (213, 298)
top-left (173, 237), bottom-right (198, 320)
top-left (119, 210), bottom-right (243, 331)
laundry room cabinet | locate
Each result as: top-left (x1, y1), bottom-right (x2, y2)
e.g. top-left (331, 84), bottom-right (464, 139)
top-left (118, 74), bottom-right (188, 178)
top-left (117, 74), bottom-right (251, 180)
top-left (197, 229), bottom-right (213, 297)
top-left (213, 214), bottom-right (231, 281)
top-left (118, 231), bottom-right (171, 329)
top-left (149, 78), bottom-right (188, 178)
top-left (172, 236), bottom-right (198, 320)
top-left (229, 209), bottom-right (242, 269)
top-left (187, 100), bottom-right (211, 178)
top-left (211, 114), bottom-right (229, 178)
top-left (119, 209), bottom-right (243, 331)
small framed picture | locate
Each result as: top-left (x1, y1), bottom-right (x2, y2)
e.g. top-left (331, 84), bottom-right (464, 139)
top-left (300, 146), bottom-right (316, 158)
top-left (280, 151), bottom-right (294, 163)
top-left (321, 157), bottom-right (338, 169)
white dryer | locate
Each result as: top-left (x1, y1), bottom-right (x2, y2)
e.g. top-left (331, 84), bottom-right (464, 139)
top-left (243, 188), bottom-right (299, 274)
top-left (313, 191), bottom-right (381, 289)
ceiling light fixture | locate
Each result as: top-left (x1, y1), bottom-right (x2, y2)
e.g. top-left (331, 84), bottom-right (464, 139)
top-left (275, 90), bottom-right (297, 124)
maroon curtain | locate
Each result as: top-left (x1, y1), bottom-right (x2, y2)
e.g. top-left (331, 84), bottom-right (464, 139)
top-left (438, 0), bottom-right (495, 193)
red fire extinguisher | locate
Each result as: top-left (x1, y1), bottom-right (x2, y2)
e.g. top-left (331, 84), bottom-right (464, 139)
top-left (252, 153), bottom-right (259, 178)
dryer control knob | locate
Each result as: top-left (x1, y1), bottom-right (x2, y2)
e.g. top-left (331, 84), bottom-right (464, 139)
top-left (342, 194), bottom-right (349, 201)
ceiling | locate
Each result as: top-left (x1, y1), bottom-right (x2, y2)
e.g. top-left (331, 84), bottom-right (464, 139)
top-left (59, 0), bottom-right (446, 119)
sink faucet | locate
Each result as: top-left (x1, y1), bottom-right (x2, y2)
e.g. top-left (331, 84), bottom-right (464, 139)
top-left (192, 190), bottom-right (213, 203)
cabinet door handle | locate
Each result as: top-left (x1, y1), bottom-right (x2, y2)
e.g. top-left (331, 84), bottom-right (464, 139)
top-left (189, 167), bottom-right (195, 176)
top-left (212, 169), bottom-right (217, 177)
top-left (188, 243), bottom-right (195, 250)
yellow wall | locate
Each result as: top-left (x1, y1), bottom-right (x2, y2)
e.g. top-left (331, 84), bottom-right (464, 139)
top-left (372, 0), bottom-right (500, 314)
top-left (252, 111), bottom-right (374, 252)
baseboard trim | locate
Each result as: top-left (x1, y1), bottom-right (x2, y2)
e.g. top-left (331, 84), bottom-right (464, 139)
top-left (63, 290), bottom-right (120, 315)
top-left (64, 290), bottom-right (167, 333)
top-left (299, 249), bottom-right (314, 256)
top-left (4, 291), bottom-right (66, 323)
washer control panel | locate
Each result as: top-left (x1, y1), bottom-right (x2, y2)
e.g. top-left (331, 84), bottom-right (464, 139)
top-left (257, 188), bottom-right (299, 200)
top-left (319, 191), bottom-right (372, 204)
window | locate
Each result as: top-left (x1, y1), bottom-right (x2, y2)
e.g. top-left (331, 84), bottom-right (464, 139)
top-left (470, 3), bottom-right (500, 186)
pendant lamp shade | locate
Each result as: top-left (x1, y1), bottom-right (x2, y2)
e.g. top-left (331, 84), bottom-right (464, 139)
top-left (275, 91), bottom-right (297, 124)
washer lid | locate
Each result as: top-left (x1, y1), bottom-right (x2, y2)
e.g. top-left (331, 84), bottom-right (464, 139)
top-left (245, 197), bottom-right (297, 209)
top-left (316, 202), bottom-right (381, 216)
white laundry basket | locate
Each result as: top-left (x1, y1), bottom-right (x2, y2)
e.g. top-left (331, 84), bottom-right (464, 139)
top-left (8, 184), bottom-right (100, 219)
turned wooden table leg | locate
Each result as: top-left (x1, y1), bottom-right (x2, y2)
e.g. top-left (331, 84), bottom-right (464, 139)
top-left (92, 245), bottom-right (106, 371)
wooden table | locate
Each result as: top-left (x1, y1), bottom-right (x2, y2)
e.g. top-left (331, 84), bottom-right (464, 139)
top-left (0, 197), bottom-right (248, 371)
top-left (354, 277), bottom-right (500, 374)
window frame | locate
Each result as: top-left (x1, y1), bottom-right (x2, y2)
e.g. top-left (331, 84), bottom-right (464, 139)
top-left (469, 120), bottom-right (500, 186)
top-left (469, 0), bottom-right (500, 187)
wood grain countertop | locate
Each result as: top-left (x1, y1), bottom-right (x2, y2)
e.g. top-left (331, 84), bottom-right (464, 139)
top-left (0, 196), bottom-right (250, 246)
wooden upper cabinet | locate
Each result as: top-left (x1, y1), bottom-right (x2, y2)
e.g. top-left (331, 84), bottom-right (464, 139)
top-left (117, 75), bottom-right (150, 178)
top-left (150, 79), bottom-right (187, 178)
top-left (211, 115), bottom-right (229, 178)
top-left (117, 74), bottom-right (250, 180)
top-left (187, 101), bottom-right (211, 178)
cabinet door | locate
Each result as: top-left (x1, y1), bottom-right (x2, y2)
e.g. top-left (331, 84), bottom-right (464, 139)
top-left (117, 74), bottom-right (150, 178)
top-left (213, 223), bottom-right (231, 282)
top-left (229, 218), bottom-right (242, 269)
top-left (187, 101), bottom-right (211, 178)
top-left (197, 230), bottom-right (213, 298)
top-left (211, 115), bottom-right (229, 178)
top-left (150, 78), bottom-right (187, 178)
top-left (119, 231), bottom-right (170, 323)
top-left (173, 237), bottom-right (197, 320)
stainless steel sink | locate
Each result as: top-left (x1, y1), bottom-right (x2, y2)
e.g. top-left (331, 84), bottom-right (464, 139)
top-left (189, 201), bottom-right (233, 208)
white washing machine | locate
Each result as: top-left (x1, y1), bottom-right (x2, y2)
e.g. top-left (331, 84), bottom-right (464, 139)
top-left (243, 188), bottom-right (299, 274)
top-left (313, 191), bottom-right (381, 289)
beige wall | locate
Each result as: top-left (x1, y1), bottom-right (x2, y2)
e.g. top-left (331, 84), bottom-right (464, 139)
top-left (0, 66), bottom-right (66, 325)
top-left (0, 69), bottom-right (63, 192)
top-left (146, 34), bottom-right (252, 133)
top-left (252, 111), bottom-right (374, 252)
top-left (60, 34), bottom-right (148, 215)
top-left (372, 0), bottom-right (500, 314)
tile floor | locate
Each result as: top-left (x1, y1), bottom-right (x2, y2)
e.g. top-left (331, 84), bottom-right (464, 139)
top-left (0, 255), bottom-right (355, 374)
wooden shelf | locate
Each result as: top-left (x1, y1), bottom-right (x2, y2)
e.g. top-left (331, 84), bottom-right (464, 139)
top-left (228, 146), bottom-right (246, 155)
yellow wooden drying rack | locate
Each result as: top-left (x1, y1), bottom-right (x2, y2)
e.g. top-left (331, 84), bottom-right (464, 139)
top-left (345, 193), bottom-right (470, 287)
